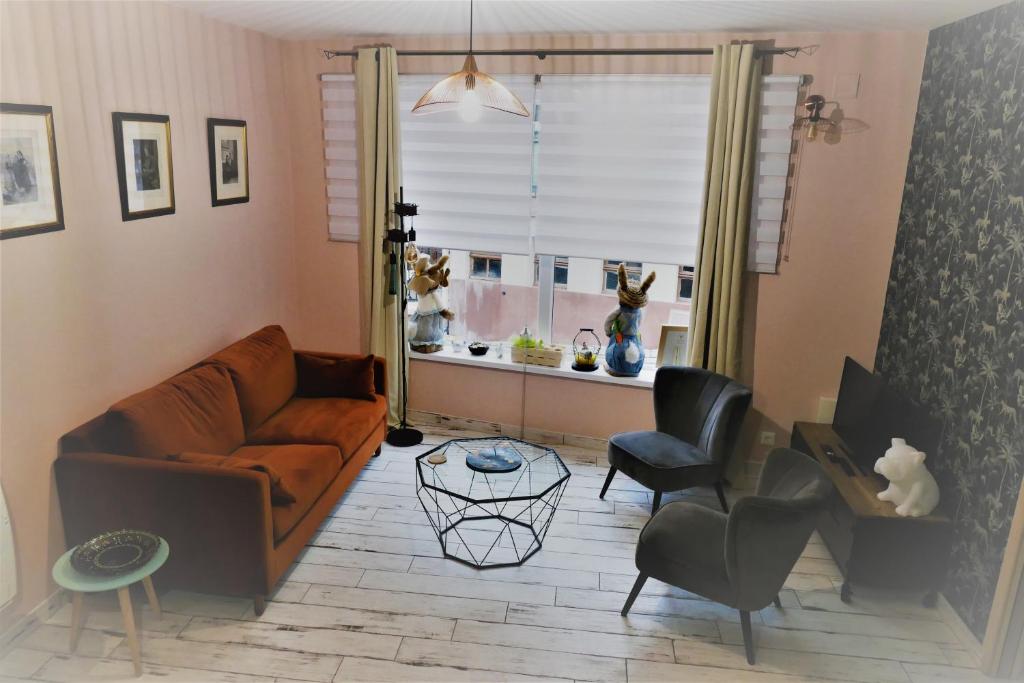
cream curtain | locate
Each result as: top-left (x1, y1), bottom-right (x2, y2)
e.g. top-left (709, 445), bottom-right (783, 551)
top-left (356, 46), bottom-right (404, 425)
top-left (687, 44), bottom-right (761, 378)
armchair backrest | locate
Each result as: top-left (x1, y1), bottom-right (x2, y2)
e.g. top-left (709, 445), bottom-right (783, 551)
top-left (653, 366), bottom-right (752, 467)
top-left (724, 448), bottom-right (833, 610)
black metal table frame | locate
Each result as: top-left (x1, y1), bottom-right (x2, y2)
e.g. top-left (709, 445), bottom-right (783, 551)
top-left (415, 438), bottom-right (571, 569)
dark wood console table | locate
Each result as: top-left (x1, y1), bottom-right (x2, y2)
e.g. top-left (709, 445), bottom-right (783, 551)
top-left (791, 421), bottom-right (952, 606)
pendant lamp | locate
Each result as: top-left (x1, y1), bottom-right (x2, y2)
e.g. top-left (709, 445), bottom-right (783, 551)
top-left (411, 1), bottom-right (529, 121)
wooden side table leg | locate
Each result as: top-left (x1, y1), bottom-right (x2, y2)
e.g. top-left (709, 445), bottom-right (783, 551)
top-left (142, 576), bottom-right (161, 618)
top-left (117, 587), bottom-right (142, 677)
top-left (69, 591), bottom-right (84, 653)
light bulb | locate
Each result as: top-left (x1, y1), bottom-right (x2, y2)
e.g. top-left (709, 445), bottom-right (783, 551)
top-left (458, 88), bottom-right (482, 123)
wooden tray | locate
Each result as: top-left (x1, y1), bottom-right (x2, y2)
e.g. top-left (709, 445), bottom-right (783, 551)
top-left (511, 345), bottom-right (565, 367)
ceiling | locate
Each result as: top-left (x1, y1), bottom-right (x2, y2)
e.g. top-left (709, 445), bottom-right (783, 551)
top-left (176, 0), bottom-right (1009, 41)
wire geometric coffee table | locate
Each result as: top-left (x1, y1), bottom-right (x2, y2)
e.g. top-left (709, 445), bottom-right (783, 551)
top-left (416, 438), bottom-right (571, 568)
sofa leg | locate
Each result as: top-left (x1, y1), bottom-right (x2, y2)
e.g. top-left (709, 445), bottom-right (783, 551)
top-left (651, 491), bottom-right (662, 515)
top-left (621, 573), bottom-right (647, 616)
top-left (373, 445), bottom-right (382, 457)
top-left (714, 482), bottom-right (729, 513)
top-left (254, 595), bottom-right (266, 616)
top-left (599, 467), bottom-right (616, 499)
top-left (740, 610), bottom-right (755, 664)
top-left (773, 594), bottom-right (783, 609)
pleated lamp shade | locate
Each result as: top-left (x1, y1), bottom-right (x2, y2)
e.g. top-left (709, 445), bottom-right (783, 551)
top-left (411, 55), bottom-right (530, 118)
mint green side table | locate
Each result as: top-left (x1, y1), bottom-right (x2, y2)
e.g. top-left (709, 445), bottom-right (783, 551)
top-left (52, 538), bottom-right (169, 677)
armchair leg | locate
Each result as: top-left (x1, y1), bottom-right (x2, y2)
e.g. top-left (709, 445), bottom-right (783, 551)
top-left (740, 610), bottom-right (756, 664)
top-left (373, 445), bottom-right (382, 457)
top-left (599, 468), bottom-right (616, 499)
top-left (651, 491), bottom-right (662, 515)
top-left (621, 573), bottom-right (648, 616)
top-left (254, 595), bottom-right (266, 616)
top-left (714, 482), bottom-right (729, 513)
top-left (773, 595), bottom-right (782, 609)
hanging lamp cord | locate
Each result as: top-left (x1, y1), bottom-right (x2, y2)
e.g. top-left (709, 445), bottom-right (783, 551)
top-left (469, 0), bottom-right (473, 54)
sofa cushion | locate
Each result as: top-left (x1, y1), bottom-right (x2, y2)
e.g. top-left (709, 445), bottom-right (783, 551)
top-left (296, 353), bottom-right (376, 401)
top-left (232, 444), bottom-right (343, 540)
top-left (207, 325), bottom-right (297, 431)
top-left (154, 451), bottom-right (297, 505)
top-left (247, 396), bottom-right (387, 461)
top-left (107, 365), bottom-right (245, 458)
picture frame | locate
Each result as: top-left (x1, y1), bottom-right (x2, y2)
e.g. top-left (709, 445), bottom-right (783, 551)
top-left (112, 112), bottom-right (174, 221)
top-left (207, 118), bottom-right (249, 206)
top-left (656, 324), bottom-right (689, 367)
top-left (1, 103), bottom-right (64, 240)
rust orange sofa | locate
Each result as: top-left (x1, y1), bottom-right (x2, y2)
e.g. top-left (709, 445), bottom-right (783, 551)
top-left (55, 325), bottom-right (386, 613)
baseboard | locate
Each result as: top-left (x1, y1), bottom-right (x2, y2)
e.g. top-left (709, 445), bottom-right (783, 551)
top-left (408, 409), bottom-right (608, 451)
top-left (938, 592), bottom-right (984, 660)
top-left (0, 589), bottom-right (66, 651)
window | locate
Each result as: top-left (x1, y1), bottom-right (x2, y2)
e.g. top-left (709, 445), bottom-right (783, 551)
top-left (389, 73), bottom-right (800, 355)
top-left (604, 260), bottom-right (642, 292)
top-left (470, 253), bottom-right (502, 280)
top-left (678, 265), bottom-right (694, 301)
top-left (535, 256), bottom-right (569, 288)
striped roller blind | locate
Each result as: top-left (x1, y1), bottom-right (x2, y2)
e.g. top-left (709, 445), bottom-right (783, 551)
top-left (749, 75), bottom-right (802, 273)
top-left (321, 74), bottom-right (359, 242)
top-left (397, 74), bottom-right (536, 255)
top-left (534, 75), bottom-right (710, 266)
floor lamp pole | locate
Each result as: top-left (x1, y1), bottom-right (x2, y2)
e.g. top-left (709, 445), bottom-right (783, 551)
top-left (386, 187), bottom-right (424, 448)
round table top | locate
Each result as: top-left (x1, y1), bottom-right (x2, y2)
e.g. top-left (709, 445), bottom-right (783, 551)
top-left (52, 538), bottom-right (169, 592)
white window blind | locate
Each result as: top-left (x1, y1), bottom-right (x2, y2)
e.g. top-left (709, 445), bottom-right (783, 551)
top-left (330, 72), bottom-right (800, 268)
top-left (320, 74), bottom-right (359, 242)
top-left (749, 75), bottom-right (801, 273)
top-left (398, 75), bottom-right (536, 255)
top-left (534, 75), bottom-right (709, 266)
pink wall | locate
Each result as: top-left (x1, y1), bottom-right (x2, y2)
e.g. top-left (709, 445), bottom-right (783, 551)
top-left (282, 31), bottom-right (927, 449)
top-left (0, 1), bottom-right (297, 630)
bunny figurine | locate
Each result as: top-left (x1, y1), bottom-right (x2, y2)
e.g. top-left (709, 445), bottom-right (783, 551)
top-left (406, 247), bottom-right (454, 354)
top-left (603, 263), bottom-right (656, 377)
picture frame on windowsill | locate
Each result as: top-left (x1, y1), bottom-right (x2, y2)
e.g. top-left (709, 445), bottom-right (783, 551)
top-left (112, 112), bottom-right (175, 221)
top-left (657, 324), bottom-right (689, 368)
top-left (1, 102), bottom-right (64, 240)
top-left (207, 118), bottom-right (249, 207)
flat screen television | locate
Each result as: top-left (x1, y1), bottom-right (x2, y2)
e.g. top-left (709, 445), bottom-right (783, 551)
top-left (832, 357), bottom-right (941, 476)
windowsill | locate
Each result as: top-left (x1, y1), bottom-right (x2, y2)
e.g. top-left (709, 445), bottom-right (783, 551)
top-left (409, 345), bottom-right (656, 389)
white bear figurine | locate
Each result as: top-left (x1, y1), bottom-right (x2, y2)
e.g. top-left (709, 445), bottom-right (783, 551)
top-left (874, 438), bottom-right (940, 517)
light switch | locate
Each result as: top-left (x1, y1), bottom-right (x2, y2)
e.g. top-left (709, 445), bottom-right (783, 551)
top-left (833, 73), bottom-right (861, 100)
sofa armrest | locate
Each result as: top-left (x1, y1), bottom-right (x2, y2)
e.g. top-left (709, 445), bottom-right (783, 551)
top-left (54, 451), bottom-right (275, 595)
top-left (294, 350), bottom-right (387, 397)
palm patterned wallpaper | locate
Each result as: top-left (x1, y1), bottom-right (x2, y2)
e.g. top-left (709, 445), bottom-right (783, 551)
top-left (875, 0), bottom-right (1024, 638)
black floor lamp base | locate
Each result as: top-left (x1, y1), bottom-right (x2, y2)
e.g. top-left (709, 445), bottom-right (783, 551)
top-left (387, 426), bottom-right (424, 448)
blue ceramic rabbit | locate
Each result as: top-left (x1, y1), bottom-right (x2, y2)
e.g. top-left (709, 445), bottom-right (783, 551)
top-left (603, 264), bottom-right (656, 377)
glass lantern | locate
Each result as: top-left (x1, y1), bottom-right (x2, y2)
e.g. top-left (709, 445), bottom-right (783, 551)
top-left (572, 328), bottom-right (601, 372)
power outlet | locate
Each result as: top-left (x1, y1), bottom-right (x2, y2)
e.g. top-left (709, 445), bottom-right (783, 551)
top-left (759, 431), bottom-right (776, 447)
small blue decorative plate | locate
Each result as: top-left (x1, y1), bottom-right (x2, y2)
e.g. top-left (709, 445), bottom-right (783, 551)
top-left (466, 446), bottom-right (524, 473)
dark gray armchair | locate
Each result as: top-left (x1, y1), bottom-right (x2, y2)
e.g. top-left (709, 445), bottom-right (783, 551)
top-left (602, 366), bottom-right (752, 514)
top-left (621, 448), bottom-right (833, 664)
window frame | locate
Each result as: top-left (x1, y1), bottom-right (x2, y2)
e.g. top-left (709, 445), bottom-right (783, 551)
top-left (603, 260), bottom-right (642, 293)
top-left (535, 255), bottom-right (569, 289)
top-left (678, 265), bottom-right (695, 302)
top-left (469, 252), bottom-right (502, 281)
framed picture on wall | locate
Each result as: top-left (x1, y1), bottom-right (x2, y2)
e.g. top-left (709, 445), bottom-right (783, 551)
top-left (1, 103), bottom-right (64, 240)
top-left (112, 112), bottom-right (174, 221)
top-left (207, 118), bottom-right (249, 206)
top-left (656, 324), bottom-right (689, 367)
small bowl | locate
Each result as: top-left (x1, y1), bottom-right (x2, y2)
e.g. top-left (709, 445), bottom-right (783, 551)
top-left (468, 342), bottom-right (490, 356)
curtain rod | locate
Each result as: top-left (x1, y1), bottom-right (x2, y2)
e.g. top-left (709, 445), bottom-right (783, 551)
top-left (322, 46), bottom-right (816, 60)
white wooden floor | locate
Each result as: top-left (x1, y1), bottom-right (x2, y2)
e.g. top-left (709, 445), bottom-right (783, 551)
top-left (1, 426), bottom-right (985, 682)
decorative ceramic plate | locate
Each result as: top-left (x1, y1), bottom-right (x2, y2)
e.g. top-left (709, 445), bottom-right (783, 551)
top-left (466, 446), bottom-right (524, 473)
top-left (70, 530), bottom-right (161, 577)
